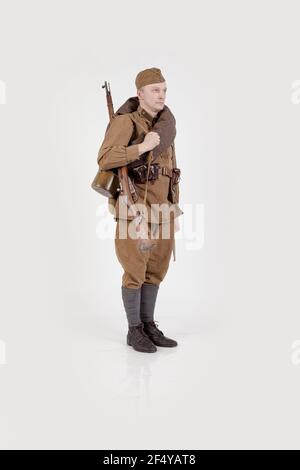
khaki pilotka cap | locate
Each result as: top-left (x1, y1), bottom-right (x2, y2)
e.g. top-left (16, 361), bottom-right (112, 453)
top-left (135, 67), bottom-right (165, 89)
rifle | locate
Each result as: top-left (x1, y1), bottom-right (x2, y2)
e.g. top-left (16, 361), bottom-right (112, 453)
top-left (97, 81), bottom-right (157, 252)
top-left (91, 81), bottom-right (119, 199)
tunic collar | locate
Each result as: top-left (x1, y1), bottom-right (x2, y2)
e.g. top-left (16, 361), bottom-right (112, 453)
top-left (137, 104), bottom-right (158, 126)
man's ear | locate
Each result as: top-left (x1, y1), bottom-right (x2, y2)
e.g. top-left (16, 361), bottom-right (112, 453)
top-left (137, 87), bottom-right (144, 99)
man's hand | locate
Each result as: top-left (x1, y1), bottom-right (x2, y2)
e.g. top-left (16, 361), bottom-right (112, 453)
top-left (138, 132), bottom-right (160, 155)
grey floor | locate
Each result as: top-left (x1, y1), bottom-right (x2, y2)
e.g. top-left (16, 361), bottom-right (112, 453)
top-left (1, 289), bottom-right (299, 449)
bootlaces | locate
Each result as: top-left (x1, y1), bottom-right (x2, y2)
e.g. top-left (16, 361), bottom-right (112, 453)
top-left (149, 320), bottom-right (164, 336)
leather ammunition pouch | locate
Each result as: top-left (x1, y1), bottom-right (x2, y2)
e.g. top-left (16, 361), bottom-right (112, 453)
top-left (171, 168), bottom-right (181, 185)
top-left (128, 163), bottom-right (160, 184)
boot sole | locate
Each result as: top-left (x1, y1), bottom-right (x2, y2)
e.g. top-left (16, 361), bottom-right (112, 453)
top-left (145, 337), bottom-right (178, 348)
top-left (127, 338), bottom-right (157, 353)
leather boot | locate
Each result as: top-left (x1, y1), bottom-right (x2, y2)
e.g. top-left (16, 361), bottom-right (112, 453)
top-left (127, 322), bottom-right (157, 353)
top-left (142, 320), bottom-right (178, 347)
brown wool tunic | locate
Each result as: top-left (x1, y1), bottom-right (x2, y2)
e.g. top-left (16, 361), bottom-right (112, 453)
top-left (97, 104), bottom-right (183, 224)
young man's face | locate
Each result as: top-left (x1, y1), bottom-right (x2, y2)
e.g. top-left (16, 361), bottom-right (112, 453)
top-left (137, 82), bottom-right (167, 113)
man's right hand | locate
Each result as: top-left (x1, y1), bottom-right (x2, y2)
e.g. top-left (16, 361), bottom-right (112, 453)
top-left (138, 132), bottom-right (160, 155)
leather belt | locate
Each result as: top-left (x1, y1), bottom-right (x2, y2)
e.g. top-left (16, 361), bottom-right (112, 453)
top-left (128, 163), bottom-right (180, 185)
top-left (128, 163), bottom-right (172, 184)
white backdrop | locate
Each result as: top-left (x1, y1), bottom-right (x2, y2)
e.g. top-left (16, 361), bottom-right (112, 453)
top-left (0, 0), bottom-right (300, 450)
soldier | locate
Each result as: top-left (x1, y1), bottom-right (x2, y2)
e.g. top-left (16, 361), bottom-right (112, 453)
top-left (97, 67), bottom-right (183, 353)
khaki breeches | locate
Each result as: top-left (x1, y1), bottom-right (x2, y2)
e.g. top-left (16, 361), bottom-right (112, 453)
top-left (114, 217), bottom-right (175, 289)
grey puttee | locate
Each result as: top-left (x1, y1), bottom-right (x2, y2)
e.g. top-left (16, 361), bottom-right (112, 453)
top-left (140, 283), bottom-right (159, 322)
top-left (121, 286), bottom-right (142, 327)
